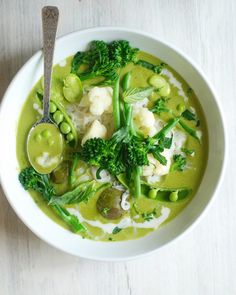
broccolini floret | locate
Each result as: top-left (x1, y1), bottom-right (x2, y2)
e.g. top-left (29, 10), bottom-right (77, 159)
top-left (19, 167), bottom-right (85, 232)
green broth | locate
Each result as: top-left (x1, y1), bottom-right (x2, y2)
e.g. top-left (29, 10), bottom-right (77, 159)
top-left (16, 51), bottom-right (208, 242)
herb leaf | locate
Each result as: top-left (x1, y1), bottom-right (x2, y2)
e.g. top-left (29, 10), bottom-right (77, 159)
top-left (112, 227), bottom-right (122, 234)
top-left (182, 109), bottom-right (197, 121)
top-left (170, 154), bottom-right (186, 172)
top-left (151, 97), bottom-right (170, 114)
top-left (136, 60), bottom-right (166, 74)
top-left (181, 147), bottom-right (195, 156)
top-left (123, 87), bottom-right (154, 103)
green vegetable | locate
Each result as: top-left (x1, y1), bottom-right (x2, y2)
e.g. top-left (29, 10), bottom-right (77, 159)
top-left (53, 110), bottom-right (64, 125)
top-left (49, 181), bottom-right (97, 206)
top-left (141, 209), bottom-right (157, 221)
top-left (177, 103), bottom-right (185, 113)
top-left (170, 154), bottom-right (186, 172)
top-left (60, 122), bottom-right (71, 134)
top-left (50, 102), bottom-right (57, 113)
top-left (151, 97), bottom-right (170, 114)
top-left (122, 87), bottom-right (154, 103)
top-left (112, 77), bottom-right (121, 130)
top-left (141, 183), bottom-right (191, 202)
top-left (149, 96), bottom-right (200, 141)
top-left (19, 167), bottom-right (85, 232)
top-left (136, 60), bottom-right (165, 74)
top-left (148, 188), bottom-right (158, 199)
top-left (179, 120), bottom-right (200, 140)
top-left (148, 74), bottom-right (170, 96)
top-left (51, 99), bottom-right (79, 146)
top-left (153, 118), bottom-right (180, 140)
top-left (71, 40), bottom-right (167, 84)
top-left (112, 226), bottom-right (122, 234)
top-left (63, 73), bottom-right (83, 102)
top-left (71, 40), bottom-right (138, 83)
top-left (182, 109), bottom-right (197, 121)
top-left (169, 191), bottom-right (178, 202)
top-left (66, 133), bottom-right (74, 142)
top-left (181, 147), bottom-right (195, 156)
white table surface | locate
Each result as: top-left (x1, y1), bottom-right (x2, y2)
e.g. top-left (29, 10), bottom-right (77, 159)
top-left (0, 0), bottom-right (235, 294)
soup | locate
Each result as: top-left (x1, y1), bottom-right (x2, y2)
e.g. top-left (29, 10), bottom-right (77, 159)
top-left (17, 40), bottom-right (208, 241)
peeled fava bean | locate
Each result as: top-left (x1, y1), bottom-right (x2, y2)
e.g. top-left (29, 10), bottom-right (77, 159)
top-left (97, 188), bottom-right (125, 220)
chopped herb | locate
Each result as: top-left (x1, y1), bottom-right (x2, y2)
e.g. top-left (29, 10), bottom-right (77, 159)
top-left (182, 109), bottom-right (197, 121)
top-left (141, 208), bottom-right (157, 221)
top-left (102, 207), bottom-right (110, 216)
top-left (112, 226), bottom-right (122, 234)
top-left (181, 147), bottom-right (195, 156)
top-left (108, 237), bottom-right (113, 241)
top-left (151, 97), bottom-right (170, 115)
top-left (123, 87), bottom-right (154, 103)
top-left (136, 60), bottom-right (166, 74)
top-left (170, 154), bottom-right (186, 172)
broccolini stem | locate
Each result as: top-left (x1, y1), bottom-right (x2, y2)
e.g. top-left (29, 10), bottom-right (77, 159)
top-left (153, 118), bottom-right (180, 140)
top-left (69, 153), bottom-right (80, 188)
top-left (112, 77), bottom-right (121, 130)
top-left (179, 120), bottom-right (200, 141)
top-left (52, 203), bottom-right (85, 232)
top-left (79, 72), bottom-right (99, 81)
top-left (133, 166), bottom-right (142, 198)
top-left (121, 72), bottom-right (136, 134)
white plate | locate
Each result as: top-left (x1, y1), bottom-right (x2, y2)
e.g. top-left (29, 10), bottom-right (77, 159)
top-left (0, 27), bottom-right (227, 261)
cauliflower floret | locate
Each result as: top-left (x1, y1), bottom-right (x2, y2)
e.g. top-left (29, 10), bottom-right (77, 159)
top-left (142, 152), bottom-right (171, 177)
top-left (81, 120), bottom-right (107, 145)
top-left (88, 86), bottom-right (113, 116)
top-left (133, 107), bottom-right (156, 137)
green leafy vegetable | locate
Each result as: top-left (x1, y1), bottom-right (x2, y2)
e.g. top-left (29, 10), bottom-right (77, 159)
top-left (179, 120), bottom-right (200, 140)
top-left (151, 97), bottom-right (170, 114)
top-left (122, 87), bottom-right (154, 103)
top-left (49, 182), bottom-right (95, 205)
top-left (141, 183), bottom-right (191, 202)
top-left (136, 60), bottom-right (166, 74)
top-left (112, 226), bottom-right (122, 234)
top-left (19, 167), bottom-right (85, 232)
top-left (141, 208), bottom-right (157, 221)
top-left (170, 154), bottom-right (186, 172)
top-left (182, 109), bottom-right (197, 121)
top-left (71, 40), bottom-right (138, 83)
top-left (181, 147), bottom-right (195, 156)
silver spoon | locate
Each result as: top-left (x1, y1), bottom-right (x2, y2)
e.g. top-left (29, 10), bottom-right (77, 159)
top-left (27, 6), bottom-right (63, 174)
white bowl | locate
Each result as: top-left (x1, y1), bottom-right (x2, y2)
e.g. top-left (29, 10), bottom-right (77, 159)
top-left (0, 27), bottom-right (227, 261)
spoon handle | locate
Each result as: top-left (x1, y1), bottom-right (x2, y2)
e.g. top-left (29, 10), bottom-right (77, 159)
top-left (42, 6), bottom-right (59, 119)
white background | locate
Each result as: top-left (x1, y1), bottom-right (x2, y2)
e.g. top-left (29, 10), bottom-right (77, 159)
top-left (0, 0), bottom-right (235, 294)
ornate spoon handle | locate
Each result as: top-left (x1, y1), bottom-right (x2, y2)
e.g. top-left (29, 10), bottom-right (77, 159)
top-left (42, 6), bottom-right (59, 119)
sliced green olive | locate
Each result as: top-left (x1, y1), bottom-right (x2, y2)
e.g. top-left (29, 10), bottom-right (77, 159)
top-left (97, 188), bottom-right (125, 220)
top-left (50, 161), bottom-right (69, 184)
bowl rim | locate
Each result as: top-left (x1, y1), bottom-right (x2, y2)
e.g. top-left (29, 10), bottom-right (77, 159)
top-left (0, 26), bottom-right (228, 261)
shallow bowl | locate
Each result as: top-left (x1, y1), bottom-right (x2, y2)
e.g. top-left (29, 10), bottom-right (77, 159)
top-left (0, 27), bottom-right (227, 261)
